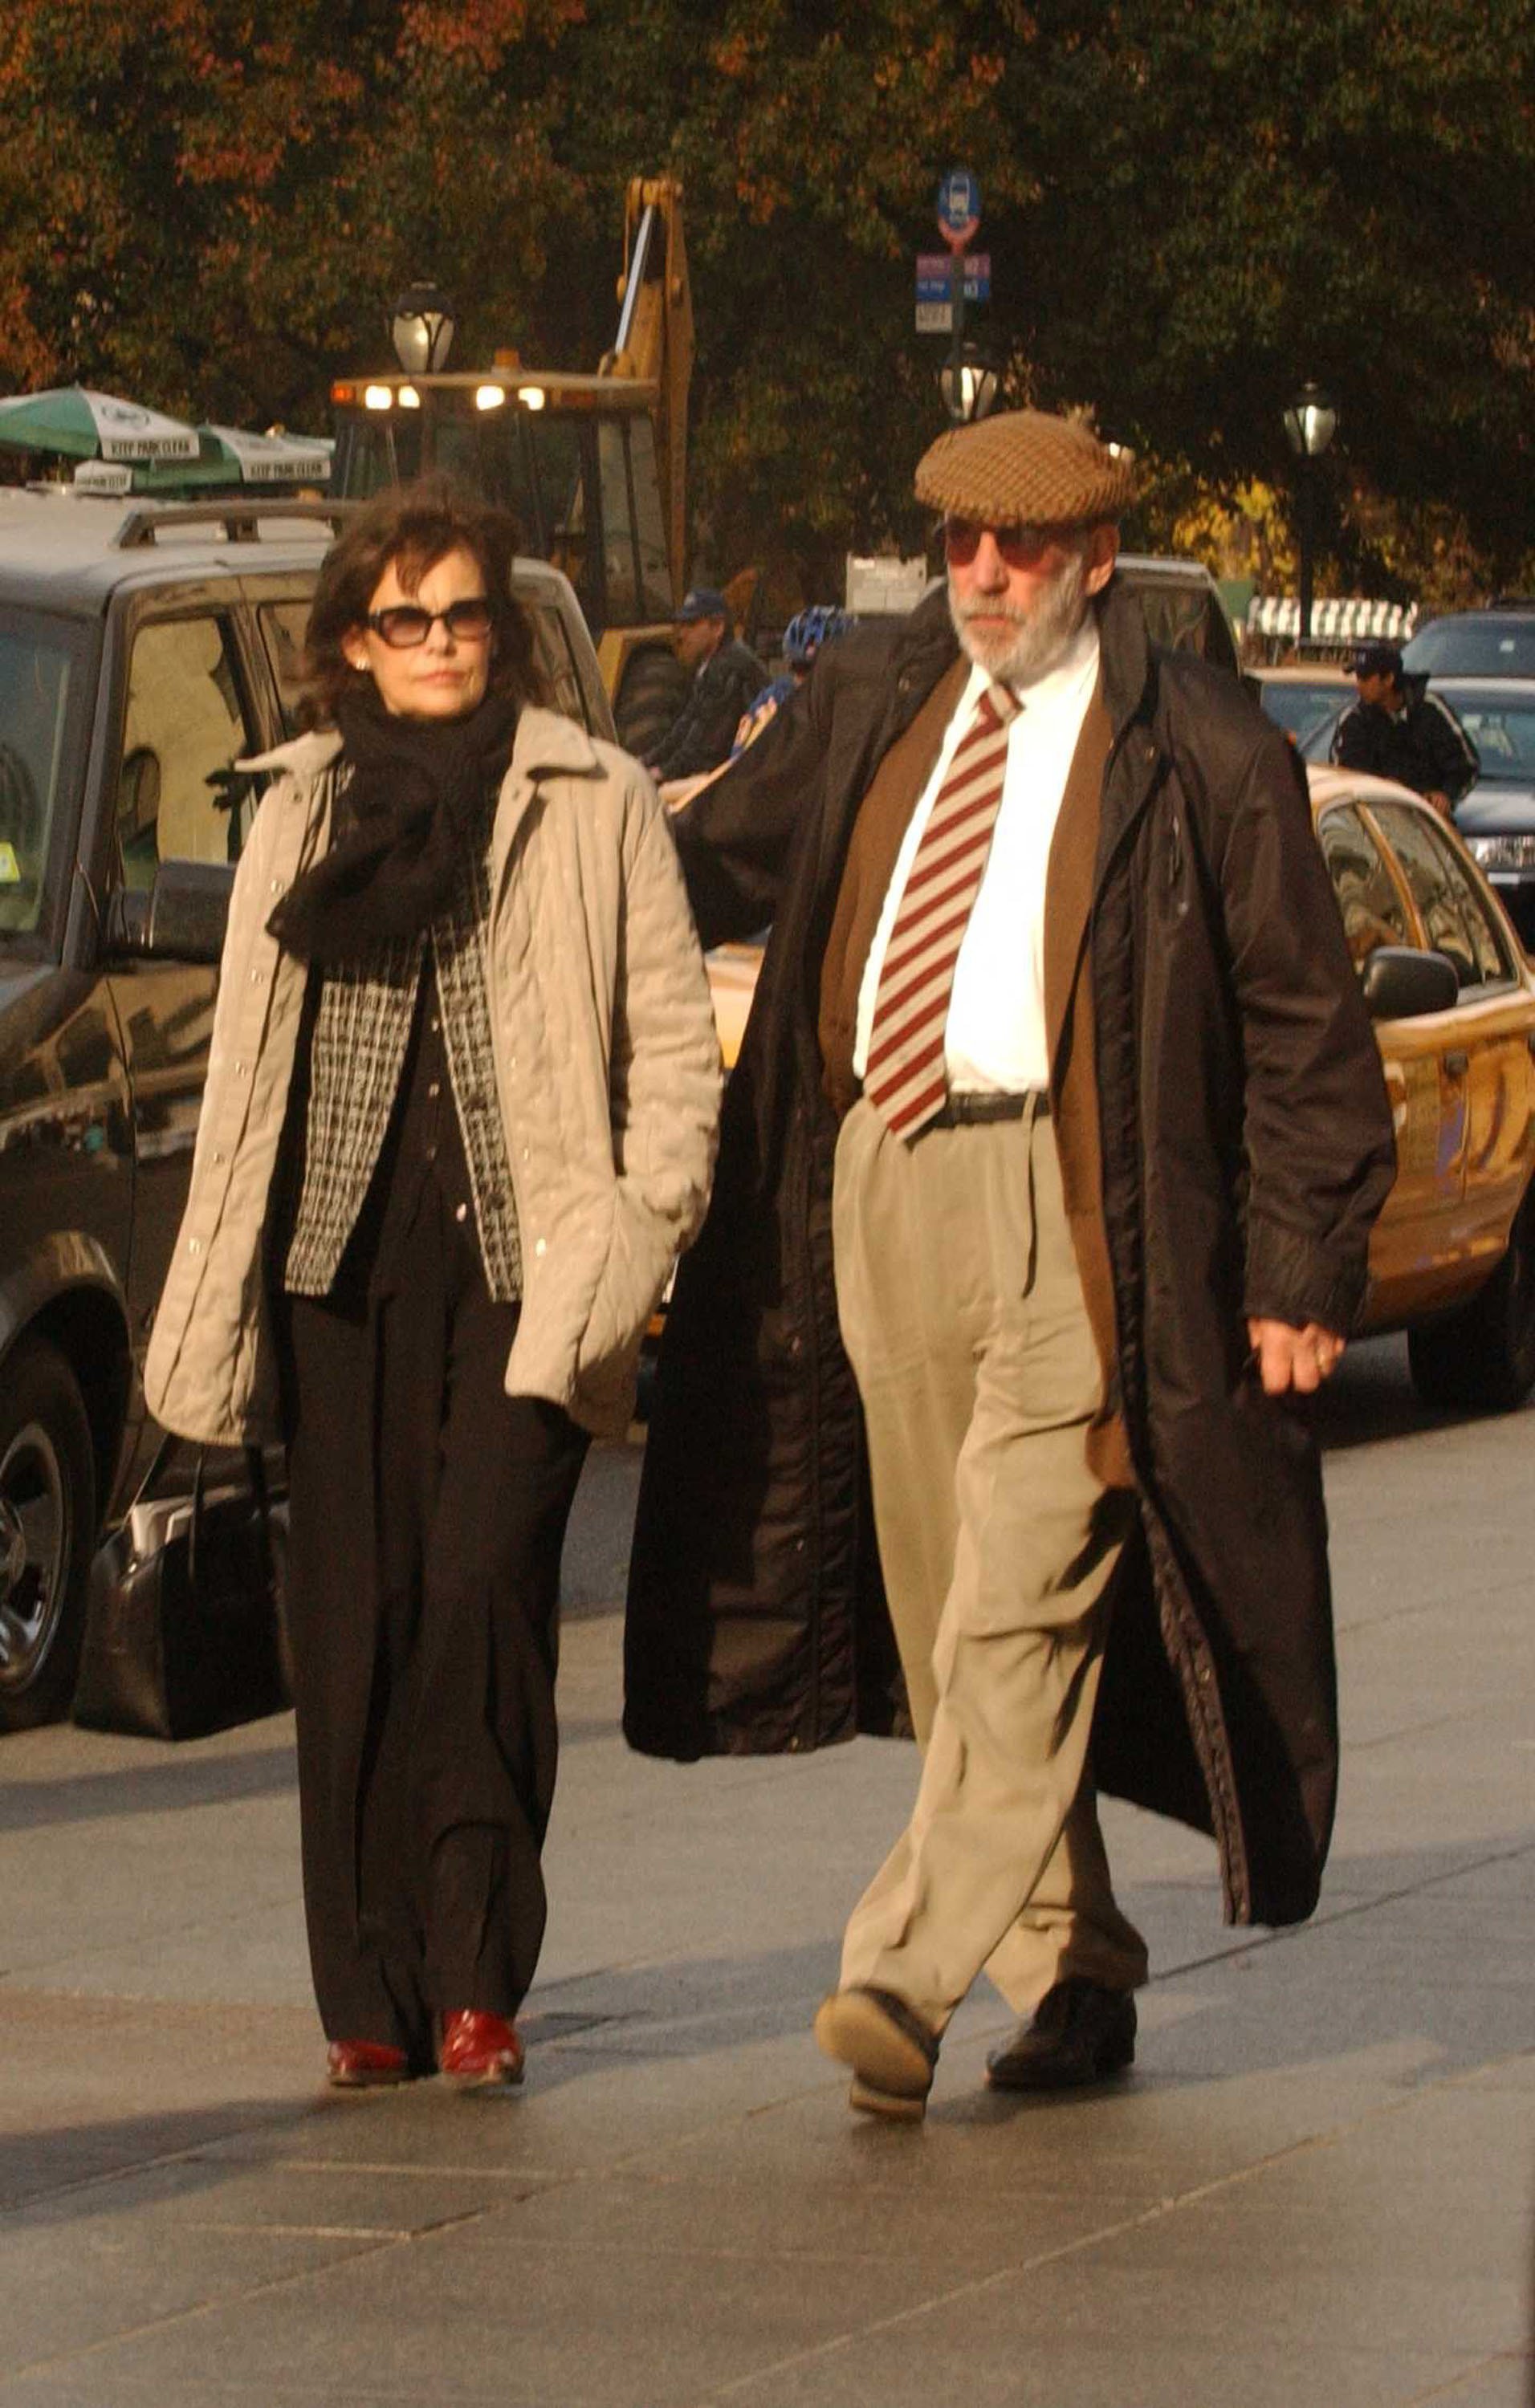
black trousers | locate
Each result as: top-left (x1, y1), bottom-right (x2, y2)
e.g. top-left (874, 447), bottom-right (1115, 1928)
top-left (278, 1191), bottom-right (589, 2060)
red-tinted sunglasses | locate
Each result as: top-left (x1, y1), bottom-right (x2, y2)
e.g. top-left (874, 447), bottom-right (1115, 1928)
top-left (943, 517), bottom-right (1057, 569)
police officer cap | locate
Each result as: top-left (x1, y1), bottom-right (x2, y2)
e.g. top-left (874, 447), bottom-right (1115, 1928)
top-left (1348, 640), bottom-right (1403, 679)
top-left (914, 409), bottom-right (1137, 527)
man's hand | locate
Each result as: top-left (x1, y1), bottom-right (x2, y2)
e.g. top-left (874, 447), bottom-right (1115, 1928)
top-left (1246, 1316), bottom-right (1346, 1395)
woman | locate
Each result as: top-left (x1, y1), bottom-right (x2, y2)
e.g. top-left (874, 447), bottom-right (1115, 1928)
top-left (147, 477), bottom-right (721, 2090)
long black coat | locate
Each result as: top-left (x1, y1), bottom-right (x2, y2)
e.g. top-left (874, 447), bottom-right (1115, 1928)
top-left (625, 579), bottom-right (1397, 1927)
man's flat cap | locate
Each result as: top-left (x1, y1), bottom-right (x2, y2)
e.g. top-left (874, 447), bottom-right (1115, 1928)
top-left (914, 409), bottom-right (1136, 527)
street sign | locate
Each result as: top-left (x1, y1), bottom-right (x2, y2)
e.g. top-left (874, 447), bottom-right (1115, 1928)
top-left (936, 167), bottom-right (981, 250)
top-left (916, 253), bottom-right (990, 303)
top-left (916, 303), bottom-right (954, 333)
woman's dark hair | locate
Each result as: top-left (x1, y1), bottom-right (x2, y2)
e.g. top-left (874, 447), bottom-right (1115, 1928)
top-left (301, 474), bottom-right (546, 726)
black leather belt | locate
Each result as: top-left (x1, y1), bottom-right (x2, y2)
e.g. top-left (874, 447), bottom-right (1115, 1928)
top-left (933, 1090), bottom-right (1048, 1125)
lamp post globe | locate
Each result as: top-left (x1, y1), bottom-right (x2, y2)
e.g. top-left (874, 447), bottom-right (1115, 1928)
top-left (1282, 383), bottom-right (1338, 645)
top-left (389, 283), bottom-right (457, 376)
top-left (939, 344), bottom-right (1000, 426)
top-left (1282, 382), bottom-right (1338, 462)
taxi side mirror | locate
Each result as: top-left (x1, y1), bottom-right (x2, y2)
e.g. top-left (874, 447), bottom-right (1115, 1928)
top-left (1360, 944), bottom-right (1460, 1020)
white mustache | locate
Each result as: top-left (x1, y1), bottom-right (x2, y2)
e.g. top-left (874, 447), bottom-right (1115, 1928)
top-left (952, 597), bottom-right (1031, 626)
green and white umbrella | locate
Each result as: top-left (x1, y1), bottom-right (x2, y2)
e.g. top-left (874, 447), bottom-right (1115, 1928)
top-left (124, 425), bottom-right (335, 494)
top-left (0, 385), bottom-right (199, 462)
top-left (199, 425), bottom-right (332, 483)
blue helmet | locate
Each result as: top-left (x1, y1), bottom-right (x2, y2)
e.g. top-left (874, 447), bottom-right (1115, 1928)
top-left (782, 605), bottom-right (855, 669)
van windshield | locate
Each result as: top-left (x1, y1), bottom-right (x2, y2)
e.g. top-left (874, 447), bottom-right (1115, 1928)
top-left (0, 613), bottom-right (89, 939)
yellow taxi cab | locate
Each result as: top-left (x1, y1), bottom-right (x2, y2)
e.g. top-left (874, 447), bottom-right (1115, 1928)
top-left (1311, 764), bottom-right (1535, 1405)
top-left (678, 766), bottom-right (1535, 1413)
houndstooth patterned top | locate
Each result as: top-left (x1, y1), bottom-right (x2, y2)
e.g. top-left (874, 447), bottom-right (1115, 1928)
top-left (282, 830), bottom-right (522, 1301)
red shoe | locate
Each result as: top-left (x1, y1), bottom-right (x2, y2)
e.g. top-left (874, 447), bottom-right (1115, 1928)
top-left (438, 2009), bottom-right (525, 2089)
top-left (326, 2038), bottom-right (410, 2089)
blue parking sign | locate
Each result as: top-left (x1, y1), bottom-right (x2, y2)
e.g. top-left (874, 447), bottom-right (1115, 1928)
top-left (937, 168), bottom-right (981, 240)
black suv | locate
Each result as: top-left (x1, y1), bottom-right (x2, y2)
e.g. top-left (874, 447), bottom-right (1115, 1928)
top-left (0, 490), bottom-right (613, 1728)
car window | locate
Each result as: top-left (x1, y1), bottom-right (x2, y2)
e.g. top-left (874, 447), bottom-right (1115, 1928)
top-left (1317, 803), bottom-right (1412, 966)
top-left (0, 612), bottom-right (89, 937)
top-left (258, 600), bottom-right (311, 736)
top-left (116, 615), bottom-right (262, 891)
top-left (598, 418), bottom-right (674, 625)
top-left (532, 419), bottom-right (601, 634)
top-left (1258, 680), bottom-right (1349, 748)
top-left (1437, 693), bottom-right (1535, 779)
top-left (1405, 618), bottom-right (1535, 677)
top-left (522, 592), bottom-right (595, 730)
top-left (1369, 798), bottom-right (1514, 989)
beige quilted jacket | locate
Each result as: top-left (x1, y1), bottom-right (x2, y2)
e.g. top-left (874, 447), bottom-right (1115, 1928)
top-left (145, 708), bottom-right (722, 1446)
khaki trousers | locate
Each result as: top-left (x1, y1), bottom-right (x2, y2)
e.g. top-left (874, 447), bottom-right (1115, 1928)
top-left (832, 1097), bottom-right (1148, 2032)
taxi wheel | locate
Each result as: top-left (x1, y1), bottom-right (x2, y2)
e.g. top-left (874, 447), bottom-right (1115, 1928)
top-left (1407, 1196), bottom-right (1535, 1412)
top-left (0, 1340), bottom-right (96, 1731)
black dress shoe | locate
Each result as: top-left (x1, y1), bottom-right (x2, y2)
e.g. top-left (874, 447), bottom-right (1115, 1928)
top-left (813, 1985), bottom-right (939, 2120)
top-left (985, 1976), bottom-right (1137, 2092)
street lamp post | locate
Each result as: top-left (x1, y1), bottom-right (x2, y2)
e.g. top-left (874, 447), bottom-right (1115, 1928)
top-left (943, 250), bottom-right (970, 425)
top-left (1282, 382), bottom-right (1338, 645)
top-left (934, 169), bottom-right (995, 425)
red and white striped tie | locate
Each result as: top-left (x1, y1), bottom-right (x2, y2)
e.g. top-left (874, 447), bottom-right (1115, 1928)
top-left (864, 682), bottom-right (1020, 1141)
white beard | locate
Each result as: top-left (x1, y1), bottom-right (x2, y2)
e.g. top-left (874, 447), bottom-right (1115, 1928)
top-left (949, 547), bottom-right (1090, 685)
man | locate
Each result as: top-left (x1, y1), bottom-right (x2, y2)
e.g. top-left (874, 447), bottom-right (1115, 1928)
top-left (663, 608), bottom-right (860, 811)
top-left (625, 410), bottom-right (1396, 2119)
top-left (645, 587), bottom-right (765, 786)
top-left (1330, 639), bottom-right (1479, 814)
top-left (735, 607), bottom-right (856, 751)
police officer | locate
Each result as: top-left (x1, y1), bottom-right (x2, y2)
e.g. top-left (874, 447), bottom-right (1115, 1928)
top-left (1331, 640), bottom-right (1479, 814)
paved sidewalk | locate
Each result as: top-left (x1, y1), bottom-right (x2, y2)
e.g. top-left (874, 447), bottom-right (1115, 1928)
top-left (1, 1340), bottom-right (1531, 2406)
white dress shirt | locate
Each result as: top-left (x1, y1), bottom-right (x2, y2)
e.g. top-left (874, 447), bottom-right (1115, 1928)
top-left (853, 618), bottom-right (1101, 1095)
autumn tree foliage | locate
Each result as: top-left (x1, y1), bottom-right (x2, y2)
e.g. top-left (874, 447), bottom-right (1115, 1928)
top-left (611, 0), bottom-right (1535, 596)
top-left (2, 0), bottom-right (1533, 600)
top-left (0, 0), bottom-right (581, 427)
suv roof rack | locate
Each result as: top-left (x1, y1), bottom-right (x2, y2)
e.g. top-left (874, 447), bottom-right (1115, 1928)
top-left (112, 498), bottom-right (355, 551)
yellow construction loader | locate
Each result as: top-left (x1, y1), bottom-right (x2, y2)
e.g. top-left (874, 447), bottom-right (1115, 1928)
top-left (329, 176), bottom-right (743, 755)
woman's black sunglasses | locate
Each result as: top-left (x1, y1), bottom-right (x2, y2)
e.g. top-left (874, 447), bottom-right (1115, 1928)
top-left (365, 599), bottom-right (495, 649)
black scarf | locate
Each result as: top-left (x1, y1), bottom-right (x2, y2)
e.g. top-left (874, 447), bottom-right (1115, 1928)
top-left (267, 684), bottom-right (519, 966)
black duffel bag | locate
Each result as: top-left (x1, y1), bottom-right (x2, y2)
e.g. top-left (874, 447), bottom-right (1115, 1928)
top-left (74, 1435), bottom-right (291, 1740)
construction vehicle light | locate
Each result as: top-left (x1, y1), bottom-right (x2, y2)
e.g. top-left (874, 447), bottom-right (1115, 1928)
top-left (397, 386), bottom-right (421, 410)
top-left (519, 387), bottom-right (548, 413)
top-left (331, 380), bottom-right (358, 406)
top-left (475, 385), bottom-right (507, 412)
top-left (362, 385), bottom-right (394, 411)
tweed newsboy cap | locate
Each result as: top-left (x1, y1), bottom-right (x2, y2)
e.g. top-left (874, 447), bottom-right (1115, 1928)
top-left (914, 409), bottom-right (1136, 527)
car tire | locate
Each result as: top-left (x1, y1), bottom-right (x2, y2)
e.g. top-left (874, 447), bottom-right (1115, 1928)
top-left (1407, 1194), bottom-right (1535, 1411)
top-left (614, 647), bottom-right (690, 760)
top-left (0, 1338), bottom-right (97, 1731)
